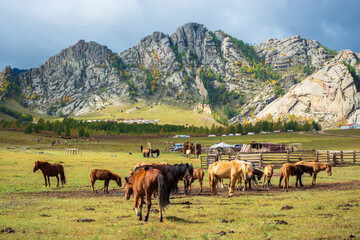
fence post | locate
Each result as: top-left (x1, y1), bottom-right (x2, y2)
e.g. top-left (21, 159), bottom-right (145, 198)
top-left (340, 151), bottom-right (343, 164)
top-left (259, 152), bottom-right (263, 168)
top-left (326, 151), bottom-right (330, 163)
top-left (353, 151), bottom-right (356, 165)
top-left (316, 150), bottom-right (319, 162)
top-left (299, 152), bottom-right (302, 161)
top-left (287, 150), bottom-right (290, 163)
top-left (333, 153), bottom-right (337, 165)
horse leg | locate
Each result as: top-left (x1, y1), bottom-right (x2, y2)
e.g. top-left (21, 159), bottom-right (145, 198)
top-left (91, 179), bottom-right (96, 193)
top-left (183, 179), bottom-right (188, 195)
top-left (229, 175), bottom-right (236, 195)
top-left (43, 173), bottom-right (47, 187)
top-left (47, 176), bottom-right (51, 187)
top-left (56, 175), bottom-right (60, 187)
top-left (138, 196), bottom-right (144, 221)
top-left (312, 173), bottom-right (317, 185)
top-left (219, 178), bottom-right (224, 189)
top-left (104, 180), bottom-right (110, 194)
top-left (199, 179), bottom-right (202, 193)
top-left (279, 175), bottom-right (283, 188)
top-left (133, 193), bottom-right (142, 220)
top-left (144, 194), bottom-right (151, 222)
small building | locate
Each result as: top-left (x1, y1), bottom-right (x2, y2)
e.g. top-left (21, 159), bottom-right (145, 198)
top-left (340, 123), bottom-right (360, 129)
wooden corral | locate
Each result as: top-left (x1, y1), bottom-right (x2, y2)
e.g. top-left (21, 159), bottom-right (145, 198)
top-left (200, 150), bottom-right (360, 169)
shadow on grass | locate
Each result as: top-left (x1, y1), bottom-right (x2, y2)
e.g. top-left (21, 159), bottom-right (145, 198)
top-left (165, 216), bottom-right (205, 223)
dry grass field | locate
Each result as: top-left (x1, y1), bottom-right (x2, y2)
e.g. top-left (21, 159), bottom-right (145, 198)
top-left (0, 129), bottom-right (360, 239)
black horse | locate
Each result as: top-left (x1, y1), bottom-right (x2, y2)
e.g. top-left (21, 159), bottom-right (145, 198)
top-left (133, 163), bottom-right (194, 199)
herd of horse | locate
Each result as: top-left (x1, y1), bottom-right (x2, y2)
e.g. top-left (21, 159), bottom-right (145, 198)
top-left (32, 157), bottom-right (332, 222)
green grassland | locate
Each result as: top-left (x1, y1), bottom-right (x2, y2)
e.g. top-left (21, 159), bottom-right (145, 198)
top-left (0, 130), bottom-right (359, 239)
top-left (1, 99), bottom-right (219, 127)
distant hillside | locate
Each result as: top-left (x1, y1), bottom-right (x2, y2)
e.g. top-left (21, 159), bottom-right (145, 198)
top-left (1, 22), bottom-right (359, 127)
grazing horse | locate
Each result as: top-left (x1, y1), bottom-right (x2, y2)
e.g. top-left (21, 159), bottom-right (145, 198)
top-left (124, 167), bottom-right (169, 222)
top-left (279, 163), bottom-right (313, 191)
top-left (33, 161), bottom-right (66, 187)
top-left (134, 163), bottom-right (194, 197)
top-left (208, 160), bottom-right (253, 195)
top-left (89, 169), bottom-right (122, 194)
top-left (187, 168), bottom-right (205, 193)
top-left (142, 149), bottom-right (160, 157)
top-left (262, 164), bottom-right (274, 188)
top-left (295, 161), bottom-right (332, 185)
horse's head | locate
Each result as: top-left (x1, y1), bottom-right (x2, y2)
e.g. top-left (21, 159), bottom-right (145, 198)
top-left (326, 164), bottom-right (332, 176)
top-left (124, 177), bottom-right (133, 200)
top-left (256, 170), bottom-right (264, 181)
top-left (245, 163), bottom-right (254, 179)
top-left (116, 175), bottom-right (122, 187)
top-left (33, 161), bottom-right (40, 172)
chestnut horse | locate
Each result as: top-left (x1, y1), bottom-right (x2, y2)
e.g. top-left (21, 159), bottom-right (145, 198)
top-left (279, 163), bottom-right (313, 191)
top-left (262, 164), bottom-right (274, 188)
top-left (134, 163), bottom-right (194, 197)
top-left (33, 161), bottom-right (66, 187)
top-left (89, 169), bottom-right (122, 194)
top-left (208, 160), bottom-right (253, 195)
top-left (295, 161), bottom-right (332, 185)
top-left (125, 167), bottom-right (169, 222)
top-left (188, 168), bottom-right (205, 193)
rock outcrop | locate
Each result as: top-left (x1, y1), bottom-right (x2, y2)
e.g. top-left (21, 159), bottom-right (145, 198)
top-left (256, 35), bottom-right (331, 70)
top-left (256, 50), bottom-right (360, 127)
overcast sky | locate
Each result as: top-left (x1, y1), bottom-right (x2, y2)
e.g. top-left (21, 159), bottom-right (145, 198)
top-left (1, 0), bottom-right (359, 70)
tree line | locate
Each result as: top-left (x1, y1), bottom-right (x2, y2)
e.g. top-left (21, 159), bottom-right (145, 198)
top-left (0, 117), bottom-right (321, 137)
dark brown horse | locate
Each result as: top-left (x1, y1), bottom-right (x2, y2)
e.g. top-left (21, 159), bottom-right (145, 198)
top-left (134, 163), bottom-right (194, 197)
top-left (125, 167), bottom-right (169, 222)
top-left (89, 169), bottom-right (122, 194)
top-left (279, 163), bottom-right (313, 191)
top-left (33, 161), bottom-right (66, 187)
top-left (142, 149), bottom-right (160, 157)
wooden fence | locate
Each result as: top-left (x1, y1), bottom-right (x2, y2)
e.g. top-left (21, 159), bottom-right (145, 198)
top-left (200, 150), bottom-right (360, 169)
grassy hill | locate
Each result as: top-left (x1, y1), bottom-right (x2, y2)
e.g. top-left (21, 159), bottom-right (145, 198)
top-left (1, 99), bottom-right (220, 127)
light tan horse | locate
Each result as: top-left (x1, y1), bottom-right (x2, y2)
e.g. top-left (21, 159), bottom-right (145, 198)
top-left (295, 161), bottom-right (332, 185)
top-left (188, 168), bottom-right (205, 193)
top-left (208, 160), bottom-right (253, 195)
top-left (262, 164), bottom-right (274, 188)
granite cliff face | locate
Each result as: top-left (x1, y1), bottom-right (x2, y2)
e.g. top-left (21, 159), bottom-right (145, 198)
top-left (2, 23), bottom-right (359, 127)
top-left (256, 50), bottom-right (360, 127)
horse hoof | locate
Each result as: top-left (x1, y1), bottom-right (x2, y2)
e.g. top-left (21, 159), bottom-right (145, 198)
top-left (144, 217), bottom-right (148, 222)
top-left (159, 218), bottom-right (163, 222)
top-left (229, 193), bottom-right (235, 196)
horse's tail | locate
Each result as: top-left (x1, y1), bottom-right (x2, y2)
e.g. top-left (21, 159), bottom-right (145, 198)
top-left (60, 166), bottom-right (66, 184)
top-left (157, 174), bottom-right (170, 209)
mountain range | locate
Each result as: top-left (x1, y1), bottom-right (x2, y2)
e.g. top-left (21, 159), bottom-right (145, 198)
top-left (1, 22), bottom-right (359, 128)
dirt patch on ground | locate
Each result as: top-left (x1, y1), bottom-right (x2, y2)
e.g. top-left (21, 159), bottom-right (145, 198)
top-left (11, 180), bottom-right (360, 199)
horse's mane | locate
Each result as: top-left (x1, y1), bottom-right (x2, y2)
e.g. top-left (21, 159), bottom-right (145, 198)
top-left (133, 163), bottom-right (193, 180)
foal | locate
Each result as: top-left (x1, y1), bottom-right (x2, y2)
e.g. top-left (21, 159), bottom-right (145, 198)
top-left (188, 168), bottom-right (205, 193)
top-left (89, 169), bottom-right (122, 194)
top-left (262, 164), bottom-right (274, 188)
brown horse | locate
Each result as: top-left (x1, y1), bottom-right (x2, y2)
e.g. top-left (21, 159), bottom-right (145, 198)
top-left (89, 169), bottom-right (122, 194)
top-left (279, 163), bottom-right (313, 191)
top-left (188, 168), bottom-right (205, 193)
top-left (208, 160), bottom-right (253, 195)
top-left (295, 161), bottom-right (332, 185)
top-left (133, 163), bottom-right (194, 196)
top-left (124, 167), bottom-right (169, 222)
top-left (262, 164), bottom-right (274, 188)
top-left (33, 161), bottom-right (66, 187)
top-left (142, 149), bottom-right (160, 157)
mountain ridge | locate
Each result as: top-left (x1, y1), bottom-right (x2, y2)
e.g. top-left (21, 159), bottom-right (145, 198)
top-left (1, 22), bottom-right (359, 127)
